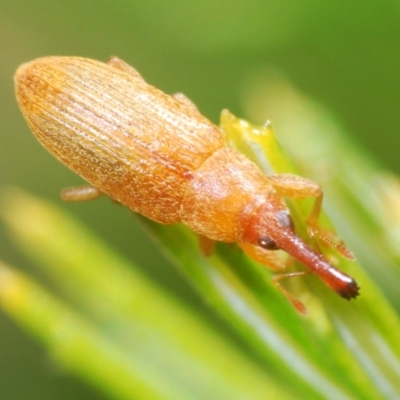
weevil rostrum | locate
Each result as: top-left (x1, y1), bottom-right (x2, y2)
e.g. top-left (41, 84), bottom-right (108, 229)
top-left (14, 56), bottom-right (359, 314)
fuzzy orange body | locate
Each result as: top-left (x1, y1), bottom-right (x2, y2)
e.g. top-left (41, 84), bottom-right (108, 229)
top-left (15, 56), bottom-right (359, 313)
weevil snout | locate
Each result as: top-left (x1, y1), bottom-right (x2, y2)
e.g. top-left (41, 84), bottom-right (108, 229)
top-left (272, 230), bottom-right (360, 300)
top-left (243, 202), bottom-right (360, 301)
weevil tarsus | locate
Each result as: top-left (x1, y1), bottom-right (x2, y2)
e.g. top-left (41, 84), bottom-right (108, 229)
top-left (272, 270), bottom-right (312, 315)
top-left (61, 186), bottom-right (104, 202)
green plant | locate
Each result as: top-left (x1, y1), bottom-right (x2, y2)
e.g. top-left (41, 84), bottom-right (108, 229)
top-left (1, 101), bottom-right (399, 399)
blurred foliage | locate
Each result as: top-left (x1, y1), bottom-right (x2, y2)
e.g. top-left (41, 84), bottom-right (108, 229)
top-left (1, 1), bottom-right (400, 399)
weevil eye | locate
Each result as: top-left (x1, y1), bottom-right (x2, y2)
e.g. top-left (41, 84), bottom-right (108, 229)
top-left (276, 210), bottom-right (294, 230)
top-left (258, 236), bottom-right (280, 250)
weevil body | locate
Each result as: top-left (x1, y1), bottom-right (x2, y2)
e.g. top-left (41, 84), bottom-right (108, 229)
top-left (15, 56), bottom-right (359, 313)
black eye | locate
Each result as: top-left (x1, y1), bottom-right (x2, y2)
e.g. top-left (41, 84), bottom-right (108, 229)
top-left (277, 210), bottom-right (294, 230)
top-left (258, 236), bottom-right (280, 250)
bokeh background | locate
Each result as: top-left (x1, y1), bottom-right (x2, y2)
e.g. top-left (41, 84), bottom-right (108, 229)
top-left (1, 1), bottom-right (400, 398)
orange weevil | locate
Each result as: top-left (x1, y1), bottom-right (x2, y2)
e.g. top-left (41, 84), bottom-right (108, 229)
top-left (14, 56), bottom-right (359, 313)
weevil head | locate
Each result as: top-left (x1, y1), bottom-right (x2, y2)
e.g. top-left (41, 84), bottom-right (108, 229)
top-left (241, 198), bottom-right (360, 300)
top-left (242, 196), bottom-right (296, 251)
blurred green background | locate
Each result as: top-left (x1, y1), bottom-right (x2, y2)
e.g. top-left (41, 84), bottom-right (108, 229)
top-left (1, 1), bottom-right (400, 398)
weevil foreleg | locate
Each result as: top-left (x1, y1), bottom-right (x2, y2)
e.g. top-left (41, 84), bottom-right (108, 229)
top-left (239, 242), bottom-right (287, 271)
top-left (267, 174), bottom-right (354, 259)
top-left (240, 242), bottom-right (309, 313)
top-left (272, 270), bottom-right (311, 315)
top-left (61, 185), bottom-right (104, 202)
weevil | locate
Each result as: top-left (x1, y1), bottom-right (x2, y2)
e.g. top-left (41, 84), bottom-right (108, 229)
top-left (14, 56), bottom-right (359, 313)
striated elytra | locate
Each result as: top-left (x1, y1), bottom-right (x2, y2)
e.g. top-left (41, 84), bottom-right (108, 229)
top-left (15, 56), bottom-right (359, 313)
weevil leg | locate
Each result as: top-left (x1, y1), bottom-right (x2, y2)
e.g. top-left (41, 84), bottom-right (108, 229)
top-left (239, 242), bottom-right (286, 271)
top-left (272, 271), bottom-right (311, 315)
top-left (267, 173), bottom-right (322, 200)
top-left (106, 57), bottom-right (144, 79)
top-left (60, 185), bottom-right (104, 202)
top-left (240, 242), bottom-right (309, 314)
top-left (267, 174), bottom-right (354, 259)
top-left (172, 93), bottom-right (200, 112)
top-left (198, 234), bottom-right (216, 257)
